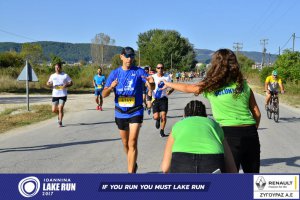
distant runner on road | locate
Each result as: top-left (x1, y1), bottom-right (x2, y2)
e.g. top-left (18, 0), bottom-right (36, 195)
top-left (102, 47), bottom-right (155, 173)
top-left (93, 67), bottom-right (106, 111)
top-left (151, 63), bottom-right (174, 137)
top-left (47, 62), bottom-right (73, 127)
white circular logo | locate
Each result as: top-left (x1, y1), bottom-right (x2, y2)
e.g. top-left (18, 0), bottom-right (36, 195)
top-left (18, 176), bottom-right (40, 198)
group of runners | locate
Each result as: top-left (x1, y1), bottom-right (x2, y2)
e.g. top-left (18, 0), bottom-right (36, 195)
top-left (47, 46), bottom-right (285, 174)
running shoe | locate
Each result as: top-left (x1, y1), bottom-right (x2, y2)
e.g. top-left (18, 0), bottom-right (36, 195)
top-left (160, 129), bottom-right (166, 137)
top-left (99, 106), bottom-right (103, 111)
top-left (58, 121), bottom-right (63, 127)
top-left (96, 106), bottom-right (100, 110)
top-left (155, 119), bottom-right (160, 129)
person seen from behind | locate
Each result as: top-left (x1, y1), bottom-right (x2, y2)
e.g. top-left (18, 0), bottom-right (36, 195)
top-left (161, 100), bottom-right (237, 173)
top-left (162, 49), bottom-right (261, 173)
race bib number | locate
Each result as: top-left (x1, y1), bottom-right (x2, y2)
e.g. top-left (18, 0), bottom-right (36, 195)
top-left (118, 96), bottom-right (135, 107)
top-left (97, 85), bottom-right (103, 89)
top-left (55, 85), bottom-right (64, 90)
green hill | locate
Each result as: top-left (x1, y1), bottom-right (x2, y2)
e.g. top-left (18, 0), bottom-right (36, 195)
top-left (195, 49), bottom-right (278, 64)
top-left (0, 41), bottom-right (278, 64)
top-left (0, 41), bottom-right (123, 63)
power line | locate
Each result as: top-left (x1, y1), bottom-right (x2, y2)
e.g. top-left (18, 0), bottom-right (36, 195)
top-left (249, 1), bottom-right (282, 34)
top-left (0, 28), bottom-right (38, 42)
top-left (261, 0), bottom-right (298, 36)
top-left (280, 35), bottom-right (293, 50)
top-left (272, 34), bottom-right (293, 55)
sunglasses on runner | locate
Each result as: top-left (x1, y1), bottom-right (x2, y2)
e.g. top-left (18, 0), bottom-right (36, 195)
top-left (123, 54), bottom-right (135, 59)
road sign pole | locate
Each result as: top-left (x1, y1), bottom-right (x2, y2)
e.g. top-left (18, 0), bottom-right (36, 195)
top-left (26, 60), bottom-right (29, 111)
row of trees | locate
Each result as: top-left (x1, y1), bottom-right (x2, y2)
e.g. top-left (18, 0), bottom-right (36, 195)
top-left (260, 50), bottom-right (300, 83)
top-left (92, 30), bottom-right (197, 71)
top-left (137, 29), bottom-right (196, 70)
top-left (0, 43), bottom-right (43, 68)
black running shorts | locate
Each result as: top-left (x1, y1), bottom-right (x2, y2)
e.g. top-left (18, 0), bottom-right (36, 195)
top-left (115, 115), bottom-right (143, 131)
top-left (152, 97), bottom-right (168, 114)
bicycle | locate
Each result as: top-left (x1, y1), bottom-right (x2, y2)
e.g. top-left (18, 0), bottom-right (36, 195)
top-left (266, 91), bottom-right (279, 122)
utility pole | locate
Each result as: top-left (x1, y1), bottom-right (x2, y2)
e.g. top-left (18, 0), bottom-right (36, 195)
top-left (138, 50), bottom-right (141, 66)
top-left (260, 39), bottom-right (268, 67)
top-left (268, 53), bottom-right (271, 66)
top-left (292, 33), bottom-right (296, 52)
top-left (233, 42), bottom-right (243, 55)
top-left (101, 44), bottom-right (104, 67)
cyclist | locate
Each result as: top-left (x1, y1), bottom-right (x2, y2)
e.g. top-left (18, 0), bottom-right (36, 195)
top-left (265, 70), bottom-right (285, 110)
top-left (93, 67), bottom-right (106, 111)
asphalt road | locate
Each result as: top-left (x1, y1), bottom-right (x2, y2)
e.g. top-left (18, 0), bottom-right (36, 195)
top-left (0, 90), bottom-right (299, 173)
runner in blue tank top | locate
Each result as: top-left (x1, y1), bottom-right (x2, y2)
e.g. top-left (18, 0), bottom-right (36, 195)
top-left (93, 67), bottom-right (106, 111)
top-left (103, 47), bottom-right (155, 173)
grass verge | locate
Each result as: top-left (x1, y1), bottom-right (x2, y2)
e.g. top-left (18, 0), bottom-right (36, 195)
top-left (0, 104), bottom-right (55, 134)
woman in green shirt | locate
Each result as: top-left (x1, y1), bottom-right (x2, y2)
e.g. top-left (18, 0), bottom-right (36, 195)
top-left (162, 49), bottom-right (261, 173)
top-left (161, 100), bottom-right (237, 173)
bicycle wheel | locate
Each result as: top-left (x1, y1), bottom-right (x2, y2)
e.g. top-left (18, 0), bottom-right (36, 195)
top-left (267, 105), bottom-right (272, 119)
top-left (273, 105), bottom-right (279, 122)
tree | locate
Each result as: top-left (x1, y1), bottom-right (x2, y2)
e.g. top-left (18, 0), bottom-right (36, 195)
top-left (91, 33), bottom-right (115, 71)
top-left (237, 53), bottom-right (255, 72)
top-left (273, 50), bottom-right (300, 83)
top-left (20, 43), bottom-right (43, 65)
top-left (0, 51), bottom-right (24, 68)
top-left (111, 54), bottom-right (122, 70)
top-left (50, 55), bottom-right (64, 66)
top-left (137, 29), bottom-right (196, 70)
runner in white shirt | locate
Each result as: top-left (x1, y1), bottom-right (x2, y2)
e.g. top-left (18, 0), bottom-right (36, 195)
top-left (47, 63), bottom-right (73, 127)
top-left (152, 63), bottom-right (174, 137)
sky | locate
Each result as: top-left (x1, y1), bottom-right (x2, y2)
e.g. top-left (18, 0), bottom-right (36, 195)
top-left (0, 0), bottom-right (299, 54)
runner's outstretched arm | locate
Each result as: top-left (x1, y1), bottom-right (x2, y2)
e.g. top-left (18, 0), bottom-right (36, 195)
top-left (162, 80), bottom-right (205, 95)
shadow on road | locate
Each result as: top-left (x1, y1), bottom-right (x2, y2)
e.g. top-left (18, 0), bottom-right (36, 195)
top-left (65, 121), bottom-right (116, 126)
top-left (279, 117), bottom-right (300, 123)
top-left (167, 115), bottom-right (184, 119)
top-left (0, 96), bottom-right (51, 104)
top-left (86, 108), bottom-right (115, 111)
top-left (261, 156), bottom-right (300, 168)
top-left (0, 138), bottom-right (120, 153)
top-left (258, 128), bottom-right (268, 130)
top-left (168, 96), bottom-right (195, 100)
